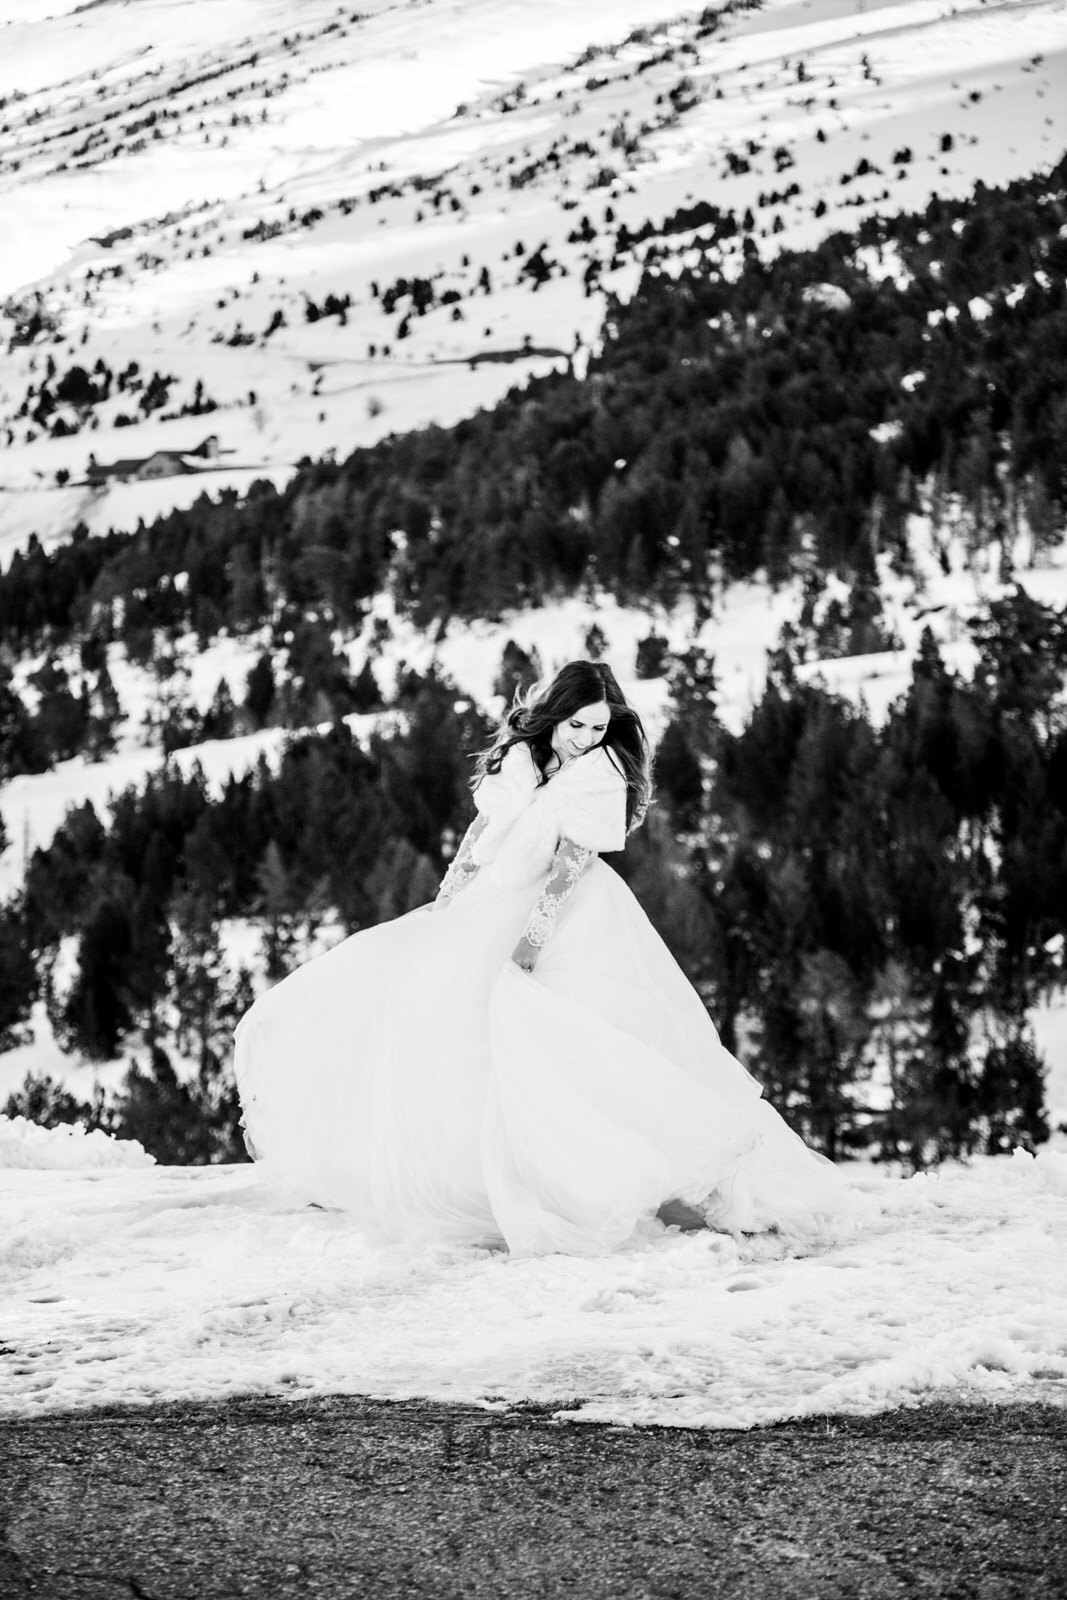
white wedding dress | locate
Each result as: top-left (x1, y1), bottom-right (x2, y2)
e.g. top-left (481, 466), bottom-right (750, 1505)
top-left (234, 742), bottom-right (859, 1255)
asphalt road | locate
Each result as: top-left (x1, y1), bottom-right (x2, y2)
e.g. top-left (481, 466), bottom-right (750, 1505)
top-left (2, 1397), bottom-right (1065, 1599)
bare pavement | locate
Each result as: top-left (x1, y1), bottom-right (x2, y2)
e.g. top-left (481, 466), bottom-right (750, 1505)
top-left (1, 1396), bottom-right (1064, 1598)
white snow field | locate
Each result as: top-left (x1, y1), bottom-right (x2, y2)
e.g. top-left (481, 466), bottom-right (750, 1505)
top-left (2, 0), bottom-right (1065, 556)
top-left (2, 1125), bottom-right (1066, 1426)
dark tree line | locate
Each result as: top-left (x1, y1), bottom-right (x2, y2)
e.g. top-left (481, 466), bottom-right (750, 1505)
top-left (4, 595), bottom-right (1065, 1164)
top-left (639, 589), bottom-right (1065, 1164)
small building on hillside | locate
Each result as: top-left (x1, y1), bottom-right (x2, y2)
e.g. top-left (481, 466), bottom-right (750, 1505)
top-left (87, 435), bottom-right (220, 487)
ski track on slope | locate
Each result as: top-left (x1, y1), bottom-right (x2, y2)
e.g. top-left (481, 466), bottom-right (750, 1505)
top-left (1, 1143), bottom-right (1066, 1426)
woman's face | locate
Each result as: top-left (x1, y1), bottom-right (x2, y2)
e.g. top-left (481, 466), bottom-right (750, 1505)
top-left (551, 699), bottom-right (610, 761)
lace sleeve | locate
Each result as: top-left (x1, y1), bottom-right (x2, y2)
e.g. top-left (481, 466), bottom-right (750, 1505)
top-left (435, 813), bottom-right (487, 906)
top-left (523, 835), bottom-right (595, 947)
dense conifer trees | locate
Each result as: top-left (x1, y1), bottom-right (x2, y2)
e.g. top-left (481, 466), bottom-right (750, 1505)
top-left (1, 162), bottom-right (1064, 667)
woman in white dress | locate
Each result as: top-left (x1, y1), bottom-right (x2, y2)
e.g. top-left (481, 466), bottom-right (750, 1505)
top-left (234, 661), bottom-right (858, 1255)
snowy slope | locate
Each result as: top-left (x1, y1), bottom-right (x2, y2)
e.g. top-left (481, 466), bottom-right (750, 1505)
top-left (2, 1136), bottom-right (1066, 1424)
top-left (2, 0), bottom-right (1065, 554)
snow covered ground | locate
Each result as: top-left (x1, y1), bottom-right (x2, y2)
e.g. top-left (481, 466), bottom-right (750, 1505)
top-left (2, 1126), bottom-right (1066, 1426)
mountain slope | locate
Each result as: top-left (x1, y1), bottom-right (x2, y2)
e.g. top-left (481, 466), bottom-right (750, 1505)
top-left (3, 0), bottom-right (1065, 558)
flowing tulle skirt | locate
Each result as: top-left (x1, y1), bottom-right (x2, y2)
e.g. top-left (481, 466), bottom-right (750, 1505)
top-left (234, 862), bottom-right (859, 1255)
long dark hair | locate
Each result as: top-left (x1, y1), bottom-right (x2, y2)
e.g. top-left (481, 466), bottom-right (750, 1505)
top-left (473, 661), bottom-right (652, 832)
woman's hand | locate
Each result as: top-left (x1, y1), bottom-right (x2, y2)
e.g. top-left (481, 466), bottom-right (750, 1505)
top-left (510, 935), bottom-right (540, 975)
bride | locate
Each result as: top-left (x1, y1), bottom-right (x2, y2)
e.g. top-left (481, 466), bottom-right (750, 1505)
top-left (234, 660), bottom-right (858, 1255)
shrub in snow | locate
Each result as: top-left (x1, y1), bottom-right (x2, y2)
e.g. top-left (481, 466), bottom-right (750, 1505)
top-left (494, 641), bottom-right (541, 704)
top-left (635, 633), bottom-right (669, 680)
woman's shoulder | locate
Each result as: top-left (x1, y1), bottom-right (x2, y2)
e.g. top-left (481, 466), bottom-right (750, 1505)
top-left (546, 745), bottom-right (628, 851)
top-left (498, 739), bottom-right (538, 775)
top-left (479, 739), bottom-right (539, 784)
top-left (474, 739), bottom-right (539, 815)
top-left (563, 745), bottom-right (626, 791)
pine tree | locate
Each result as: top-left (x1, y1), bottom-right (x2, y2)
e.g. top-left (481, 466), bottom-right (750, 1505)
top-left (86, 662), bottom-right (122, 760)
top-left (977, 1027), bottom-right (1049, 1154)
top-left (113, 1045), bottom-right (210, 1164)
top-left (169, 886), bottom-right (225, 1074)
top-left (0, 901), bottom-right (37, 1047)
top-left (256, 841), bottom-right (299, 980)
top-left (867, 961), bottom-right (931, 1165)
top-left (244, 652), bottom-right (276, 727)
top-left (350, 658), bottom-right (383, 713)
top-left (365, 837), bottom-right (440, 923)
top-left (494, 640), bottom-right (541, 705)
top-left (654, 721), bottom-right (704, 831)
top-left (795, 949), bottom-right (872, 1158)
top-left (60, 894), bottom-right (135, 1061)
top-left (201, 678), bottom-right (237, 741)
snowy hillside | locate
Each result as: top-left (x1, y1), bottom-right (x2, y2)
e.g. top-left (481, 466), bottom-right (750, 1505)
top-left (2, 0), bottom-right (1065, 557)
